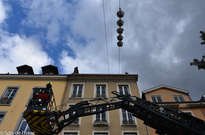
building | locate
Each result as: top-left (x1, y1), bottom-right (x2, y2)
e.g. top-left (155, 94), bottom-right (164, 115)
top-left (0, 65), bottom-right (147, 135)
top-left (142, 84), bottom-right (205, 135)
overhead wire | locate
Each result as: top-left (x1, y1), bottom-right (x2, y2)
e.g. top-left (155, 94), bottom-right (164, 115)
top-left (118, 0), bottom-right (122, 74)
top-left (107, 0), bottom-right (114, 73)
top-left (102, 0), bottom-right (110, 73)
top-left (119, 47), bottom-right (121, 73)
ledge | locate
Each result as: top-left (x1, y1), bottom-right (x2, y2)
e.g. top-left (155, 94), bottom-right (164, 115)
top-left (93, 120), bottom-right (109, 127)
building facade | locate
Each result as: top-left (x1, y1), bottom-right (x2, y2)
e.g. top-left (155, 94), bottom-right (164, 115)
top-left (142, 85), bottom-right (205, 135)
top-left (0, 65), bottom-right (147, 135)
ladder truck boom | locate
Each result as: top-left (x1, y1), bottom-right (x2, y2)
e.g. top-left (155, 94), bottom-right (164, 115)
top-left (23, 83), bottom-right (205, 135)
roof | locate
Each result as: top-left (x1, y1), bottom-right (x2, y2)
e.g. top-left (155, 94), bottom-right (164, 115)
top-left (142, 84), bottom-right (189, 94)
top-left (0, 73), bottom-right (138, 81)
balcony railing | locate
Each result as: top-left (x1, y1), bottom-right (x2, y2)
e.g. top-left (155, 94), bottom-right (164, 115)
top-left (0, 97), bottom-right (12, 105)
top-left (122, 120), bottom-right (136, 126)
top-left (94, 120), bottom-right (108, 127)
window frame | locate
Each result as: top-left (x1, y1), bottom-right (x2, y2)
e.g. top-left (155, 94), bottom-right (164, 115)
top-left (0, 86), bottom-right (19, 105)
top-left (92, 131), bottom-right (109, 135)
top-left (151, 95), bottom-right (162, 103)
top-left (0, 111), bottom-right (6, 124)
top-left (93, 110), bottom-right (109, 123)
top-left (16, 117), bottom-right (32, 133)
top-left (117, 83), bottom-right (132, 96)
top-left (62, 130), bottom-right (80, 135)
top-left (122, 131), bottom-right (139, 135)
top-left (173, 95), bottom-right (185, 102)
top-left (94, 83), bottom-right (108, 98)
top-left (120, 109), bottom-right (136, 126)
top-left (70, 83), bottom-right (84, 98)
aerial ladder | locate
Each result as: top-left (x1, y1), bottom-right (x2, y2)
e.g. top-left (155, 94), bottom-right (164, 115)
top-left (23, 83), bottom-right (205, 135)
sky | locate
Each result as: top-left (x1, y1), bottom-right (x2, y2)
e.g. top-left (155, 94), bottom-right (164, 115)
top-left (0, 0), bottom-right (205, 100)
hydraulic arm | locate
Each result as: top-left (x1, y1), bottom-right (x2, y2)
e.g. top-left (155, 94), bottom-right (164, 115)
top-left (23, 83), bottom-right (205, 135)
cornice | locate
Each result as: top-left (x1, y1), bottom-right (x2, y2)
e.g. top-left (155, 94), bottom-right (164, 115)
top-left (0, 74), bottom-right (138, 82)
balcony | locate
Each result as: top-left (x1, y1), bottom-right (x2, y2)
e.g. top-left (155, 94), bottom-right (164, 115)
top-left (0, 97), bottom-right (12, 105)
top-left (122, 120), bottom-right (136, 126)
top-left (94, 120), bottom-right (108, 127)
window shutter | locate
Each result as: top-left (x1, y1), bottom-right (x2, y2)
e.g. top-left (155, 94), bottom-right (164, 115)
top-left (96, 113), bottom-right (100, 121)
top-left (174, 96), bottom-right (179, 102)
top-left (102, 85), bottom-right (106, 97)
top-left (157, 96), bottom-right (162, 102)
top-left (179, 96), bottom-right (185, 102)
top-left (128, 111), bottom-right (133, 122)
top-left (72, 86), bottom-right (77, 97)
top-left (96, 86), bottom-right (100, 97)
top-left (77, 85), bottom-right (83, 97)
top-left (119, 86), bottom-right (123, 95)
top-left (124, 85), bottom-right (129, 96)
top-left (102, 112), bottom-right (106, 121)
top-left (151, 96), bottom-right (157, 103)
top-left (122, 109), bottom-right (127, 122)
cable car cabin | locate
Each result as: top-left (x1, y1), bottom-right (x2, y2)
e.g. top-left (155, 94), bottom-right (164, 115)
top-left (23, 83), bottom-right (54, 135)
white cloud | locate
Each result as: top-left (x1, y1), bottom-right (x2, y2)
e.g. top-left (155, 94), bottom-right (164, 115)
top-left (60, 0), bottom-right (188, 74)
top-left (0, 31), bottom-right (53, 73)
top-left (0, 0), bottom-right (8, 23)
top-left (20, 0), bottom-right (74, 44)
top-left (60, 39), bottom-right (119, 74)
top-left (176, 18), bottom-right (190, 34)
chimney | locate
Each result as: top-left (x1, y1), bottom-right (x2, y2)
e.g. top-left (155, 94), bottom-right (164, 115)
top-left (41, 65), bottom-right (59, 75)
top-left (200, 95), bottom-right (205, 101)
top-left (16, 65), bottom-right (34, 75)
top-left (73, 67), bottom-right (79, 74)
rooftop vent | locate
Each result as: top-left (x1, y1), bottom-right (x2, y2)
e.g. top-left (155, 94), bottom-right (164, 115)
top-left (41, 65), bottom-right (59, 75)
top-left (16, 65), bottom-right (34, 75)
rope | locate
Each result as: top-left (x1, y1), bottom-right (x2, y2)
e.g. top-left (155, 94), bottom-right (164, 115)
top-left (102, 0), bottom-right (110, 73)
top-left (119, 47), bottom-right (121, 73)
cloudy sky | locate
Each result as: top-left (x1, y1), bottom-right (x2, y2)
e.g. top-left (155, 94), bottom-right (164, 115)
top-left (0, 0), bottom-right (205, 100)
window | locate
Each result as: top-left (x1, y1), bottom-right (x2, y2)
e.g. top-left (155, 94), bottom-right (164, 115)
top-left (64, 132), bottom-right (78, 135)
top-left (96, 85), bottom-right (106, 98)
top-left (151, 95), bottom-right (162, 103)
top-left (94, 107), bottom-right (108, 126)
top-left (123, 132), bottom-right (138, 135)
top-left (0, 112), bottom-right (6, 124)
top-left (96, 112), bottom-right (106, 122)
top-left (94, 132), bottom-right (108, 135)
top-left (16, 117), bottom-right (32, 132)
top-left (173, 95), bottom-right (185, 102)
top-left (0, 87), bottom-right (18, 105)
top-left (71, 84), bottom-right (83, 98)
top-left (119, 85), bottom-right (130, 96)
top-left (121, 109), bottom-right (135, 125)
